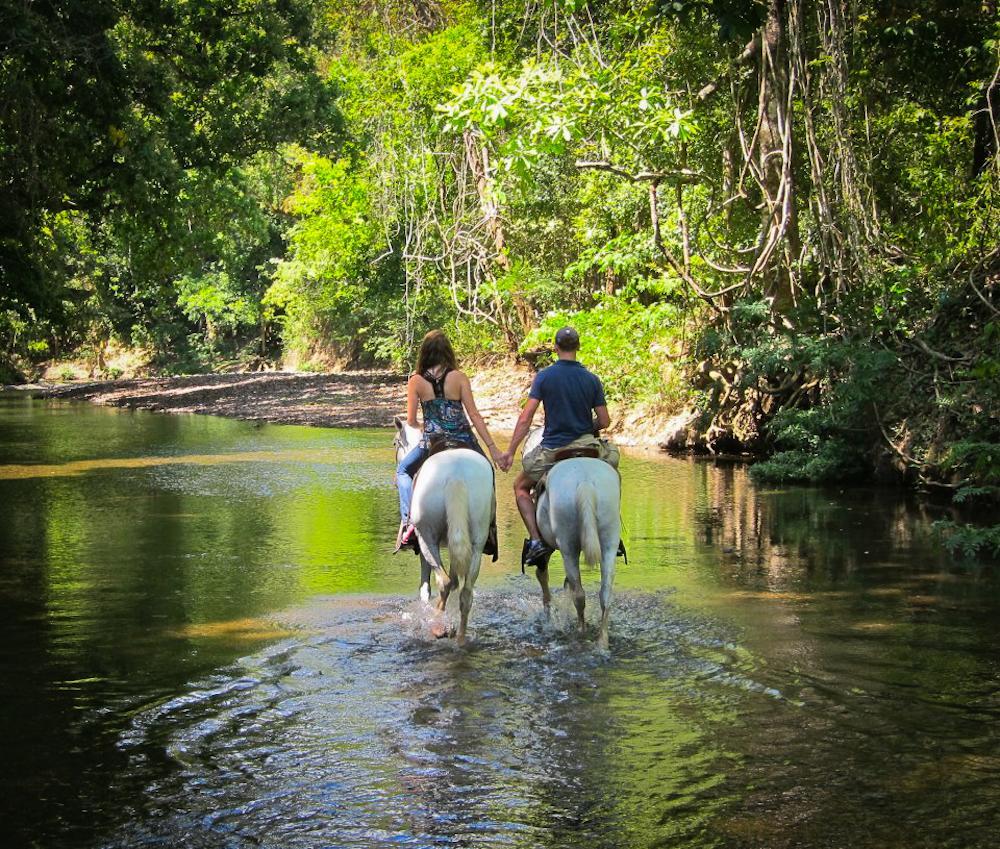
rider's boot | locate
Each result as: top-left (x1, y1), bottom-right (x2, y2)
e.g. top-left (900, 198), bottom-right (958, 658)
top-left (521, 538), bottom-right (553, 570)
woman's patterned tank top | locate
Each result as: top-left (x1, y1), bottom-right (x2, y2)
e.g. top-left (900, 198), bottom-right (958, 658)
top-left (420, 368), bottom-right (474, 447)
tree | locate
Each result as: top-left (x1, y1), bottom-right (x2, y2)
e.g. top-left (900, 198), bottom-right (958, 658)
top-left (0, 0), bottom-right (336, 367)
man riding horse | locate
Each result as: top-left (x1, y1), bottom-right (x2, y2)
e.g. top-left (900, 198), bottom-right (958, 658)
top-left (499, 326), bottom-right (620, 566)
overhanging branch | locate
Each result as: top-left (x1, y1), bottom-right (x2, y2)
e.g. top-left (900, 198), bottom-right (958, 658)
top-left (696, 36), bottom-right (760, 102)
top-left (575, 160), bottom-right (702, 183)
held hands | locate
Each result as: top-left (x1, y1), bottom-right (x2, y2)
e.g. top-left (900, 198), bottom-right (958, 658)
top-left (488, 443), bottom-right (513, 473)
top-left (488, 444), bottom-right (507, 471)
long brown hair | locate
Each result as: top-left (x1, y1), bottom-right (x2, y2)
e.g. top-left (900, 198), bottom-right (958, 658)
top-left (415, 329), bottom-right (458, 374)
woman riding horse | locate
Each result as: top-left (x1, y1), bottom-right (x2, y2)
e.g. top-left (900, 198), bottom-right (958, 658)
top-left (395, 330), bottom-right (505, 551)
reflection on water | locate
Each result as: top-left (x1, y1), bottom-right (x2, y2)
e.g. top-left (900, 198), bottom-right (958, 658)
top-left (1, 395), bottom-right (998, 849)
top-left (108, 592), bottom-right (752, 849)
top-left (0, 447), bottom-right (388, 479)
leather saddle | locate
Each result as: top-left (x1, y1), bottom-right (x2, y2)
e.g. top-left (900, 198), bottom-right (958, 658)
top-left (535, 445), bottom-right (602, 496)
top-left (427, 433), bottom-right (475, 456)
top-left (552, 445), bottom-right (600, 462)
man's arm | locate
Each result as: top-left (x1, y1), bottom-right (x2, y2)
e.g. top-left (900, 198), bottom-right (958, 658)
top-left (594, 404), bottom-right (610, 432)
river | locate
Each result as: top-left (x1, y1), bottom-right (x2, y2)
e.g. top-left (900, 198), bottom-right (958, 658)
top-left (1, 394), bottom-right (997, 848)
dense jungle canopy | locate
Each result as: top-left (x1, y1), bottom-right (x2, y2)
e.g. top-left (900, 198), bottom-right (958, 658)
top-left (2, 0), bottom-right (999, 546)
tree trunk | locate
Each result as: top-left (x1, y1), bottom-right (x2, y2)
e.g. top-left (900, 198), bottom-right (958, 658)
top-left (972, 6), bottom-right (999, 183)
top-left (462, 130), bottom-right (531, 348)
top-left (757, 0), bottom-right (800, 315)
top-left (463, 130), bottom-right (510, 272)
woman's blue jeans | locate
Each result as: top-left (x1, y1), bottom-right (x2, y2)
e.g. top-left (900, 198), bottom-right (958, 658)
top-left (396, 444), bottom-right (429, 521)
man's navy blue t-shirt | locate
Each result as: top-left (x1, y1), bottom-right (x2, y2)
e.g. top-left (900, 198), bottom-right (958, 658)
top-left (529, 359), bottom-right (607, 449)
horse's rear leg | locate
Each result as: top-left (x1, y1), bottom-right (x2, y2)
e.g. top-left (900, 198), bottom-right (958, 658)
top-left (437, 579), bottom-right (452, 613)
top-left (418, 556), bottom-right (432, 603)
top-left (457, 581), bottom-right (473, 646)
top-left (419, 539), bottom-right (452, 611)
top-left (562, 552), bottom-right (586, 631)
top-left (597, 545), bottom-right (617, 651)
top-left (536, 566), bottom-right (551, 614)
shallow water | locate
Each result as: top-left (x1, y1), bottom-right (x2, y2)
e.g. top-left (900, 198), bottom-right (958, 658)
top-left (1, 395), bottom-right (998, 848)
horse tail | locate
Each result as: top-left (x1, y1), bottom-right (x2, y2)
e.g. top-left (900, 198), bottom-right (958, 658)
top-left (577, 481), bottom-right (601, 566)
top-left (445, 478), bottom-right (472, 570)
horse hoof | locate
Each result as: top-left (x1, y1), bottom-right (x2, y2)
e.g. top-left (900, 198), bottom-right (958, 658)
top-left (419, 584), bottom-right (431, 603)
top-left (430, 622), bottom-right (451, 639)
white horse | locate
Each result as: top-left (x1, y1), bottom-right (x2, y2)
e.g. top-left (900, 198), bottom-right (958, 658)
top-left (394, 417), bottom-right (495, 644)
top-left (524, 429), bottom-right (621, 649)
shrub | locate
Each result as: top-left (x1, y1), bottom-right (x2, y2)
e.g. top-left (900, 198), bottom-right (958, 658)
top-left (521, 296), bottom-right (686, 407)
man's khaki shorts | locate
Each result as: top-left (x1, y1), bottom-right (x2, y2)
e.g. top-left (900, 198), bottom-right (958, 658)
top-left (522, 434), bottom-right (620, 484)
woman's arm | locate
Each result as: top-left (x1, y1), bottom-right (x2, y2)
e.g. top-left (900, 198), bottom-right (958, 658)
top-left (458, 373), bottom-right (505, 467)
top-left (505, 397), bottom-right (540, 457)
top-left (406, 374), bottom-right (421, 429)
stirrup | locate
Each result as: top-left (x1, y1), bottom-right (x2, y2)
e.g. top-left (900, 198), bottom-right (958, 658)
top-left (483, 519), bottom-right (499, 561)
top-left (617, 538), bottom-right (628, 564)
top-left (394, 521), bottom-right (419, 555)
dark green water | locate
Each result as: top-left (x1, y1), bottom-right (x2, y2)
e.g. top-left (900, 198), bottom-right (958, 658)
top-left (1, 394), bottom-right (997, 849)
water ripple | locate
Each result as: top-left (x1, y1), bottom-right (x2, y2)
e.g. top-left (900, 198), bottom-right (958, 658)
top-left (106, 590), bottom-right (753, 849)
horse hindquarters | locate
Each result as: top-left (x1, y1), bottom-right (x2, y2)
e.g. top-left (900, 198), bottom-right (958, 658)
top-left (546, 459), bottom-right (621, 644)
top-left (434, 452), bottom-right (492, 642)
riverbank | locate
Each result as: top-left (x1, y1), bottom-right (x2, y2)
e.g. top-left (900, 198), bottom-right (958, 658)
top-left (5, 367), bottom-right (691, 449)
top-left (7, 372), bottom-right (407, 429)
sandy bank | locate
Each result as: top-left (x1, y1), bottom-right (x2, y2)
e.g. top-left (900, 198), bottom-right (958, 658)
top-left (7, 366), bottom-right (689, 449)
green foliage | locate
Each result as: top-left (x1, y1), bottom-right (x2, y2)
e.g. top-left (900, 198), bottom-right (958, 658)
top-left (565, 232), bottom-right (665, 301)
top-left (267, 151), bottom-right (382, 359)
top-left (932, 521), bottom-right (1000, 560)
top-left (523, 297), bottom-right (686, 404)
top-left (1, 0), bottom-right (335, 367)
top-left (439, 55), bottom-right (699, 193)
top-left (941, 442), bottom-right (1000, 509)
top-left (176, 270), bottom-right (260, 338)
top-left (749, 338), bottom-right (896, 484)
